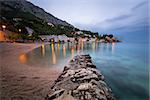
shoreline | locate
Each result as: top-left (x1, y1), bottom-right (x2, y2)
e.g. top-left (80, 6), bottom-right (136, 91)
top-left (1, 42), bottom-right (61, 100)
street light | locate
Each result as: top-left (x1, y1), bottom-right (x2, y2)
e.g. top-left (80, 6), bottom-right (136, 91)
top-left (19, 29), bottom-right (21, 32)
top-left (2, 25), bottom-right (6, 31)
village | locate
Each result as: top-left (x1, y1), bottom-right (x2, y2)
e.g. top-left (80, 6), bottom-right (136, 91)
top-left (0, 24), bottom-right (119, 44)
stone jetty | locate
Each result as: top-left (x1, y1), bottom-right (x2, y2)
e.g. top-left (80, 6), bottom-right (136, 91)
top-left (46, 54), bottom-right (115, 100)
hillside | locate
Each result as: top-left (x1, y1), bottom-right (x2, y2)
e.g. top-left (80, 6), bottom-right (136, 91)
top-left (0, 0), bottom-right (78, 36)
top-left (0, 0), bottom-right (73, 27)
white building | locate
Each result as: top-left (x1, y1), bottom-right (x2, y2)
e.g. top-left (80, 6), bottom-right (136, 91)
top-left (39, 35), bottom-right (71, 42)
top-left (13, 18), bottom-right (22, 21)
top-left (75, 31), bottom-right (83, 35)
top-left (68, 37), bottom-right (75, 42)
top-left (58, 35), bottom-right (68, 42)
top-left (47, 23), bottom-right (54, 27)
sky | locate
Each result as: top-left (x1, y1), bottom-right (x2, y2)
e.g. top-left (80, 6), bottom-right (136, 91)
top-left (29, 0), bottom-right (149, 42)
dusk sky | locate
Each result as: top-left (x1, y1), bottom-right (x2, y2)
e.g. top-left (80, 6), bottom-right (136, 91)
top-left (29, 0), bottom-right (148, 42)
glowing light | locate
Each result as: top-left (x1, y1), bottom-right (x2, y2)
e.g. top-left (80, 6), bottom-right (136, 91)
top-left (41, 43), bottom-right (45, 56)
top-left (58, 43), bottom-right (60, 49)
top-left (19, 29), bottom-right (21, 32)
top-left (51, 43), bottom-right (56, 64)
top-left (2, 25), bottom-right (6, 29)
top-left (19, 54), bottom-right (27, 63)
top-left (63, 44), bottom-right (66, 58)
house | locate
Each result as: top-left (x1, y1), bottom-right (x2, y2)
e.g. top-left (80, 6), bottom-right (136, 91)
top-left (75, 31), bottom-right (83, 35)
top-left (67, 37), bottom-right (75, 42)
top-left (47, 22), bottom-right (54, 27)
top-left (58, 35), bottom-right (68, 42)
top-left (71, 31), bottom-right (83, 35)
top-left (39, 34), bottom-right (76, 43)
top-left (13, 18), bottom-right (22, 22)
top-left (39, 35), bottom-right (56, 42)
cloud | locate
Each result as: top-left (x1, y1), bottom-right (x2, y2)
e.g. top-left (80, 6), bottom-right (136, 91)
top-left (132, 1), bottom-right (147, 10)
top-left (104, 14), bottom-right (132, 23)
top-left (90, 0), bottom-right (148, 33)
top-left (29, 0), bottom-right (148, 34)
top-left (28, 0), bottom-right (148, 43)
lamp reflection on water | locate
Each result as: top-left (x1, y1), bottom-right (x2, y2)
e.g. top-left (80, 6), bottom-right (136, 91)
top-left (63, 44), bottom-right (66, 58)
top-left (41, 43), bottom-right (45, 56)
top-left (81, 41), bottom-right (84, 51)
top-left (57, 43), bottom-right (60, 49)
top-left (106, 43), bottom-right (109, 52)
top-left (71, 47), bottom-right (74, 58)
top-left (95, 41), bottom-right (98, 50)
top-left (51, 43), bottom-right (56, 64)
top-left (92, 42), bottom-right (96, 51)
top-left (57, 43), bottom-right (60, 57)
top-left (77, 43), bottom-right (81, 53)
top-left (19, 53), bottom-right (27, 64)
top-left (111, 42), bottom-right (115, 54)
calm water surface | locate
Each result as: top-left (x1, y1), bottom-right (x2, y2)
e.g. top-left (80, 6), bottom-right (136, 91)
top-left (19, 42), bottom-right (149, 100)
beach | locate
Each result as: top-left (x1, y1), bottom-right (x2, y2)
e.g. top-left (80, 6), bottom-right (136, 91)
top-left (0, 43), bottom-right (61, 100)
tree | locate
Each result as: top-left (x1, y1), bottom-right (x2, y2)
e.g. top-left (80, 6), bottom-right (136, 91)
top-left (20, 34), bottom-right (28, 42)
top-left (30, 33), bottom-right (41, 42)
top-left (108, 34), bottom-right (113, 38)
top-left (8, 34), bottom-right (20, 42)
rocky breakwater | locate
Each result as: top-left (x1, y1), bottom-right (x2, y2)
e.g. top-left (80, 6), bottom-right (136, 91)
top-left (46, 54), bottom-right (115, 100)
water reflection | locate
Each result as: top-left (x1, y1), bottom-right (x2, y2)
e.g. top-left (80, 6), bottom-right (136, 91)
top-left (57, 43), bottom-right (60, 57)
top-left (19, 53), bottom-right (27, 63)
top-left (97, 42), bottom-right (115, 54)
top-left (81, 41), bottom-right (84, 51)
top-left (92, 42), bottom-right (96, 51)
top-left (51, 43), bottom-right (56, 64)
top-left (24, 42), bottom-right (116, 66)
top-left (21, 42), bottom-right (148, 100)
top-left (111, 42), bottom-right (115, 54)
top-left (63, 44), bottom-right (66, 58)
top-left (71, 46), bottom-right (75, 58)
top-left (41, 43), bottom-right (45, 57)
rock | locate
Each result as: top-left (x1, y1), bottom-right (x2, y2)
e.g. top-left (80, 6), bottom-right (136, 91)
top-left (77, 83), bottom-right (93, 91)
top-left (47, 89), bottom-right (65, 100)
top-left (86, 63), bottom-right (96, 68)
top-left (63, 69), bottom-right (75, 77)
top-left (63, 66), bottom-right (69, 71)
top-left (46, 54), bottom-right (115, 100)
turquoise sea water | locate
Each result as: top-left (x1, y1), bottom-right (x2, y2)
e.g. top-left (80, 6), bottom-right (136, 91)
top-left (24, 42), bottom-right (149, 100)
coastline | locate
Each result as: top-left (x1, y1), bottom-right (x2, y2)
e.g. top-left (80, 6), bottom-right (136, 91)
top-left (0, 42), bottom-right (61, 100)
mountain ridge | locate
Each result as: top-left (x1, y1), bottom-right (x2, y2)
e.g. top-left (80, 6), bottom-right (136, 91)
top-left (0, 0), bottom-right (73, 27)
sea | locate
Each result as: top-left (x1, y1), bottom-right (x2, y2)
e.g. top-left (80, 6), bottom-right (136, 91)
top-left (21, 33), bottom-right (149, 100)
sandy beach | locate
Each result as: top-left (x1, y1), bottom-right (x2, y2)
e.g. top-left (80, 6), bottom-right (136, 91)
top-left (0, 43), bottom-right (61, 100)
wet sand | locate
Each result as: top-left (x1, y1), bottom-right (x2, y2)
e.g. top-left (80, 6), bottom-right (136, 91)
top-left (0, 43), bottom-right (61, 100)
